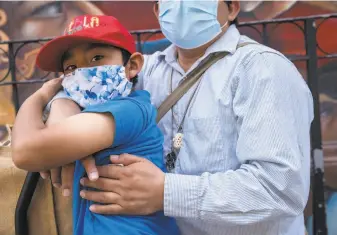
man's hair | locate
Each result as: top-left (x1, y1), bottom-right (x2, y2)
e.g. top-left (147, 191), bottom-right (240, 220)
top-left (225, 1), bottom-right (238, 25)
top-left (61, 43), bottom-right (138, 87)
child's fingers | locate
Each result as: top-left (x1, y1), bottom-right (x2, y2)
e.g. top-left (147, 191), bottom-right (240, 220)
top-left (81, 156), bottom-right (99, 181)
top-left (61, 163), bottom-right (75, 197)
top-left (37, 77), bottom-right (64, 104)
top-left (40, 171), bottom-right (50, 179)
top-left (50, 167), bottom-right (62, 188)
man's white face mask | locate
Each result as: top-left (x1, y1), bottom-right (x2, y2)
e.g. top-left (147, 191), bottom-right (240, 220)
top-left (158, 0), bottom-right (228, 49)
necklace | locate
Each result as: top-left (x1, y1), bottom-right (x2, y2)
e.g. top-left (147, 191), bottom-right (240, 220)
top-left (165, 67), bottom-right (203, 172)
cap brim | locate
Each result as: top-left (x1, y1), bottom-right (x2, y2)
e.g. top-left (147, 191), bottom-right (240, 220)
top-left (36, 35), bottom-right (116, 72)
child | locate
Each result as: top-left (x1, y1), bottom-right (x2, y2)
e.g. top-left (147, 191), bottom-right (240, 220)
top-left (12, 15), bottom-right (179, 235)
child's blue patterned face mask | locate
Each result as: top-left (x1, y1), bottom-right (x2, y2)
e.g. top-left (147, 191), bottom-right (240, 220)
top-left (62, 65), bottom-right (133, 108)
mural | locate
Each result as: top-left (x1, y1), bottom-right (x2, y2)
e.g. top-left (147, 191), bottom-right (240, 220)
top-left (0, 1), bottom-right (336, 234)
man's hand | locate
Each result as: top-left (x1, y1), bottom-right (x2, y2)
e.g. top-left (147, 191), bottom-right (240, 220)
top-left (79, 154), bottom-right (165, 215)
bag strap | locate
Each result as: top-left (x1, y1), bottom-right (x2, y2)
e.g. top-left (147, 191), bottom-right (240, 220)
top-left (156, 42), bottom-right (255, 123)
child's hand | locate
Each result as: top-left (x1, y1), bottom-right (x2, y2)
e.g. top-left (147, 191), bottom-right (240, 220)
top-left (36, 77), bottom-right (63, 105)
top-left (40, 155), bottom-right (99, 197)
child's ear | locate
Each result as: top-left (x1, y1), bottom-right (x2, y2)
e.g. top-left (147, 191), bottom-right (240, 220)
top-left (125, 52), bottom-right (144, 81)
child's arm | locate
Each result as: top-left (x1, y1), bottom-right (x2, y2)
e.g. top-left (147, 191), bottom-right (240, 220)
top-left (44, 91), bottom-right (77, 120)
top-left (40, 98), bottom-right (81, 182)
top-left (12, 79), bottom-right (146, 172)
top-left (42, 98), bottom-right (100, 190)
top-left (11, 78), bottom-right (115, 172)
top-left (46, 99), bottom-right (81, 125)
top-left (12, 92), bottom-right (115, 171)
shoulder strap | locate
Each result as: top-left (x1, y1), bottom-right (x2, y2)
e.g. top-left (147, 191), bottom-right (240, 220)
top-left (156, 42), bottom-right (256, 123)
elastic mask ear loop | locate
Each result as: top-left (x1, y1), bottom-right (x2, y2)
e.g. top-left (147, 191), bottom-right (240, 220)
top-left (220, 21), bottom-right (229, 30)
top-left (209, 21), bottom-right (228, 43)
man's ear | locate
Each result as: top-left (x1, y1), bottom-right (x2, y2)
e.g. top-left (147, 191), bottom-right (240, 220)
top-left (153, 1), bottom-right (159, 20)
top-left (125, 52), bottom-right (144, 81)
top-left (227, 1), bottom-right (240, 22)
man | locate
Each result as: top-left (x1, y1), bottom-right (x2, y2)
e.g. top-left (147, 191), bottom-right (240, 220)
top-left (42, 1), bottom-right (313, 234)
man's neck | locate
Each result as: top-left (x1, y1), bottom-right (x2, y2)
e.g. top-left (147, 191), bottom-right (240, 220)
top-left (175, 31), bottom-right (226, 72)
top-left (176, 47), bottom-right (207, 72)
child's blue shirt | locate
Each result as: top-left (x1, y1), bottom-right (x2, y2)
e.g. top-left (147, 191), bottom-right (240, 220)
top-left (72, 90), bottom-right (180, 235)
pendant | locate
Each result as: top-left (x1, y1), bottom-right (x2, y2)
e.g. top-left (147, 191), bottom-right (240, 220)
top-left (173, 132), bottom-right (184, 150)
top-left (165, 152), bottom-right (177, 172)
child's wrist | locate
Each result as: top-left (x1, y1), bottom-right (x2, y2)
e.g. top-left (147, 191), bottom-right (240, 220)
top-left (31, 90), bottom-right (50, 107)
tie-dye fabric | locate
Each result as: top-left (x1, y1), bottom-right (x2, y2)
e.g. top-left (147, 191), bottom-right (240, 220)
top-left (62, 65), bottom-right (133, 108)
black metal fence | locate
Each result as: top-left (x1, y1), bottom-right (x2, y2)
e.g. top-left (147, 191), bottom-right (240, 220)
top-left (3, 14), bottom-right (337, 235)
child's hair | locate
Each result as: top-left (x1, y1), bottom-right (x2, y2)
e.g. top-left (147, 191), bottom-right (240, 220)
top-left (119, 45), bottom-right (139, 87)
top-left (60, 43), bottom-right (138, 87)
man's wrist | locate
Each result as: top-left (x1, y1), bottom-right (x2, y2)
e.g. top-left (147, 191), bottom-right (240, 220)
top-left (163, 173), bottom-right (200, 218)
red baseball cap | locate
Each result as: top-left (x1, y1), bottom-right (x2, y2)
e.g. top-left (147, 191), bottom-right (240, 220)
top-left (36, 15), bottom-right (136, 72)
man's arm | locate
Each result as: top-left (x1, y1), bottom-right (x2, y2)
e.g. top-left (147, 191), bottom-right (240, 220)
top-left (164, 52), bottom-right (313, 225)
